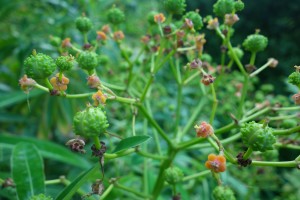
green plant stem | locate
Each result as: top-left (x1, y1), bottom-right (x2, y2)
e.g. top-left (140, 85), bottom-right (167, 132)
top-left (183, 71), bottom-right (201, 85)
top-left (273, 125), bottom-right (300, 135)
top-left (272, 106), bottom-right (300, 111)
top-left (177, 46), bottom-right (196, 52)
top-left (44, 78), bottom-right (53, 91)
top-left (268, 114), bottom-right (298, 121)
top-left (101, 81), bottom-right (126, 91)
top-left (250, 58), bottom-right (274, 77)
top-left (209, 83), bottom-right (218, 124)
top-left (237, 76), bottom-right (249, 118)
top-left (115, 183), bottom-right (151, 199)
top-left (251, 160), bottom-right (299, 167)
top-left (92, 136), bottom-right (101, 150)
top-left (138, 105), bottom-right (174, 148)
top-left (178, 137), bottom-right (205, 150)
top-left (137, 150), bottom-right (167, 160)
top-left (250, 51), bottom-right (256, 65)
top-left (99, 183), bottom-right (114, 200)
top-left (182, 170), bottom-right (211, 182)
top-left (65, 93), bottom-right (94, 98)
top-left (45, 179), bottom-right (61, 185)
top-left (34, 83), bottom-right (49, 92)
top-left (226, 41), bottom-right (247, 76)
top-left (274, 143), bottom-right (300, 150)
top-left (152, 149), bottom-right (177, 199)
top-left (175, 83), bottom-right (182, 136)
top-left (243, 147), bottom-right (253, 159)
top-left (140, 74), bottom-right (154, 102)
top-left (104, 148), bottom-right (136, 159)
top-left (108, 95), bottom-right (139, 105)
top-left (83, 32), bottom-right (88, 44)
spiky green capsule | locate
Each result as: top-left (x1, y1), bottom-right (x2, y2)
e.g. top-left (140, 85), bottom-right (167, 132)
top-left (24, 51), bottom-right (56, 79)
top-left (49, 35), bottom-right (61, 47)
top-left (213, 0), bottom-right (235, 17)
top-left (241, 121), bottom-right (276, 152)
top-left (107, 7), bottom-right (125, 25)
top-left (147, 11), bottom-right (158, 25)
top-left (243, 34), bottom-right (268, 53)
top-left (29, 194), bottom-right (53, 200)
top-left (77, 51), bottom-right (98, 72)
top-left (183, 11), bottom-right (203, 30)
top-left (73, 106), bottom-right (109, 138)
top-left (163, 0), bottom-right (186, 15)
top-left (288, 72), bottom-right (300, 88)
top-left (75, 16), bottom-right (93, 33)
top-left (164, 167), bottom-right (184, 185)
top-left (56, 55), bottom-right (74, 72)
top-left (234, 1), bottom-right (245, 11)
top-left (213, 186), bottom-right (236, 200)
top-left (228, 47), bottom-right (244, 60)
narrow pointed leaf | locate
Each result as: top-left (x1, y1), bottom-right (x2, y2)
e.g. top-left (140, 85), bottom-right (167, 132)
top-left (12, 142), bottom-right (45, 200)
top-left (112, 135), bottom-right (151, 153)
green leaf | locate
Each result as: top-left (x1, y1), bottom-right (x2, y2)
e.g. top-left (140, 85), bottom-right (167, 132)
top-left (112, 135), bottom-right (151, 153)
top-left (12, 142), bottom-right (45, 200)
top-left (56, 164), bottom-right (99, 200)
top-left (0, 134), bottom-right (91, 169)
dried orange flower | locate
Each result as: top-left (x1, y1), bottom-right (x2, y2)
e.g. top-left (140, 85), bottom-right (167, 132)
top-left (205, 154), bottom-right (226, 173)
top-left (207, 18), bottom-right (219, 30)
top-left (154, 13), bottom-right (166, 23)
top-left (141, 35), bottom-right (151, 44)
top-left (97, 31), bottom-right (107, 41)
top-left (61, 38), bottom-right (72, 48)
top-left (195, 34), bottom-right (206, 52)
top-left (201, 74), bottom-right (215, 86)
top-left (113, 31), bottom-right (125, 41)
top-left (19, 75), bottom-right (36, 93)
top-left (194, 121), bottom-right (214, 137)
top-left (50, 73), bottom-right (69, 91)
top-left (101, 24), bottom-right (111, 34)
top-left (87, 75), bottom-right (101, 89)
top-left (92, 90), bottom-right (107, 106)
top-left (292, 93), bottom-right (300, 104)
top-left (224, 14), bottom-right (239, 26)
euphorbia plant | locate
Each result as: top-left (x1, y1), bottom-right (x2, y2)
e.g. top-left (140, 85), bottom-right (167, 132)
top-left (1, 0), bottom-right (300, 199)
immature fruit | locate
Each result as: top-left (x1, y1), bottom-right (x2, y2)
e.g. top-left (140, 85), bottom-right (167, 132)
top-left (234, 0), bottom-right (245, 11)
top-left (73, 106), bottom-right (109, 138)
top-left (163, 0), bottom-right (186, 15)
top-left (243, 34), bottom-right (268, 53)
top-left (241, 121), bottom-right (276, 152)
top-left (107, 7), bottom-right (125, 25)
top-left (24, 51), bottom-right (56, 79)
top-left (164, 167), bottom-right (184, 185)
top-left (29, 194), bottom-right (53, 200)
top-left (75, 16), bottom-right (93, 33)
top-left (228, 47), bottom-right (244, 60)
top-left (183, 11), bottom-right (203, 30)
top-left (56, 55), bottom-right (74, 72)
top-left (77, 51), bottom-right (98, 72)
top-left (147, 11), bottom-right (158, 25)
top-left (213, 0), bottom-right (235, 17)
top-left (213, 186), bottom-right (236, 200)
top-left (288, 72), bottom-right (300, 88)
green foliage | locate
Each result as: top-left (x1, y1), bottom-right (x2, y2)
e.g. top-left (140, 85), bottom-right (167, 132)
top-left (183, 11), bottom-right (203, 30)
top-left (113, 135), bottom-right (151, 153)
top-left (241, 121), bottom-right (276, 152)
top-left (29, 194), bottom-right (53, 200)
top-left (164, 167), bottom-right (184, 185)
top-left (213, 0), bottom-right (235, 17)
top-left (288, 72), bottom-right (300, 88)
top-left (163, 0), bottom-right (187, 15)
top-left (243, 33), bottom-right (268, 53)
top-left (213, 186), bottom-right (236, 200)
top-left (56, 55), bottom-right (74, 72)
top-left (107, 7), bottom-right (125, 25)
top-left (76, 51), bottom-right (98, 73)
top-left (75, 16), bottom-right (93, 33)
top-left (234, 1), bottom-right (245, 11)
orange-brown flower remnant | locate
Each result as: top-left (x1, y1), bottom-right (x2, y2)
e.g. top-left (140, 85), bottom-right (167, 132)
top-left (61, 38), bottom-right (72, 48)
top-left (101, 24), bottom-right (111, 34)
top-left (92, 90), bottom-right (107, 106)
top-left (19, 75), bottom-right (36, 93)
top-left (50, 73), bottom-right (69, 91)
top-left (96, 31), bottom-right (107, 41)
top-left (207, 18), bottom-right (219, 30)
top-left (224, 14), bottom-right (239, 26)
top-left (292, 93), bottom-right (300, 105)
top-left (201, 74), bottom-right (215, 86)
top-left (154, 13), bottom-right (166, 23)
top-left (205, 154), bottom-right (226, 173)
top-left (194, 121), bottom-right (214, 137)
top-left (195, 34), bottom-right (206, 52)
top-left (87, 75), bottom-right (101, 89)
top-left (113, 31), bottom-right (125, 42)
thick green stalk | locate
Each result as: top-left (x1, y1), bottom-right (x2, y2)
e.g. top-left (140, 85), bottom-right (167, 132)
top-left (243, 147), bottom-right (253, 159)
top-left (251, 160), bottom-right (299, 167)
top-left (273, 125), bottom-right (300, 136)
top-left (99, 184), bottom-right (114, 200)
top-left (92, 136), bottom-right (101, 150)
top-left (209, 83), bottom-right (218, 124)
top-left (44, 78), bottom-right (53, 91)
top-left (115, 183), bottom-right (151, 199)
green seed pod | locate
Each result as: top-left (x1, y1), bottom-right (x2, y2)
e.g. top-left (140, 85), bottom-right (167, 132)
top-left (77, 51), bottom-right (98, 72)
top-left (49, 35), bottom-right (61, 47)
top-left (243, 34), bottom-right (268, 53)
top-left (75, 16), bottom-right (93, 33)
top-left (227, 47), bottom-right (244, 60)
top-left (288, 72), bottom-right (300, 88)
top-left (107, 7), bottom-right (125, 25)
top-left (56, 55), bottom-right (74, 72)
top-left (213, 186), bottom-right (236, 200)
top-left (164, 166), bottom-right (184, 185)
top-left (29, 194), bottom-right (53, 200)
top-left (24, 50), bottom-right (56, 79)
top-left (183, 11), bottom-right (203, 30)
top-left (163, 0), bottom-right (186, 15)
top-left (201, 53), bottom-right (212, 63)
top-left (241, 121), bottom-right (276, 152)
top-left (234, 1), bottom-right (245, 11)
top-left (73, 106), bottom-right (109, 138)
top-left (213, 0), bottom-right (235, 17)
top-left (147, 11), bottom-right (158, 25)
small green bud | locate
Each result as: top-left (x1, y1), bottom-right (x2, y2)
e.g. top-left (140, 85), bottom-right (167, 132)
top-left (77, 51), bottom-right (98, 72)
top-left (243, 33), bottom-right (268, 53)
top-left (241, 121), bottom-right (276, 152)
top-left (56, 55), bottom-right (74, 72)
top-left (183, 11), bottom-right (203, 30)
top-left (234, 1), bottom-right (245, 11)
top-left (163, 0), bottom-right (186, 15)
top-left (73, 106), bottom-right (109, 138)
top-left (147, 11), bottom-right (158, 25)
top-left (213, 186), bottom-right (236, 200)
top-left (164, 166), bottom-right (184, 185)
top-left (24, 50), bottom-right (56, 79)
top-left (201, 53), bottom-right (212, 63)
top-left (98, 55), bottom-right (109, 66)
top-left (107, 7), bottom-right (125, 25)
top-left (228, 47), bottom-right (244, 60)
top-left (213, 0), bottom-right (235, 17)
top-left (75, 16), bottom-right (93, 33)
top-left (288, 72), bottom-right (300, 88)
top-left (29, 194), bottom-right (53, 200)
top-left (49, 35), bottom-right (61, 47)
